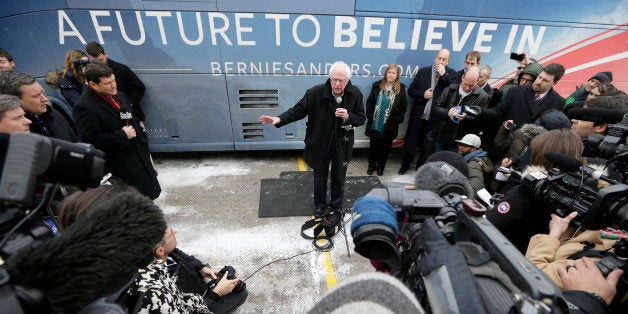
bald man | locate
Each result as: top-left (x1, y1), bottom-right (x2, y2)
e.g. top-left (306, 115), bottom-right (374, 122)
top-left (430, 66), bottom-right (488, 153)
top-left (400, 49), bottom-right (460, 174)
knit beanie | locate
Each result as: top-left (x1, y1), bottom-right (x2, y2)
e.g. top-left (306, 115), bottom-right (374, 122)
top-left (537, 110), bottom-right (572, 130)
top-left (589, 72), bottom-right (611, 83)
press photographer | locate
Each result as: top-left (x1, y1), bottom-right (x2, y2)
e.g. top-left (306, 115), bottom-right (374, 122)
top-left (517, 156), bottom-right (628, 311)
top-left (350, 161), bottom-right (566, 313)
top-left (567, 94), bottom-right (628, 182)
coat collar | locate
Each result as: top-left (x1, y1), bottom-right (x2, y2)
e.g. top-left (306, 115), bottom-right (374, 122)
top-left (322, 78), bottom-right (354, 102)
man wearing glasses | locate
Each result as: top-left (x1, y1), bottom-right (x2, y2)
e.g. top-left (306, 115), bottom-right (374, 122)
top-left (259, 61), bottom-right (365, 216)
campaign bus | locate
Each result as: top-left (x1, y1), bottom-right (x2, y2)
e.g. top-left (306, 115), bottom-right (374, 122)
top-left (1, 0), bottom-right (626, 152)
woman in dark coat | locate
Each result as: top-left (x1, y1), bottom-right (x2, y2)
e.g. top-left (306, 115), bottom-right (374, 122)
top-left (365, 63), bottom-right (408, 175)
top-left (58, 49), bottom-right (88, 107)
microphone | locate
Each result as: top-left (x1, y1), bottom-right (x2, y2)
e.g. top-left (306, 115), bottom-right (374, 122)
top-left (5, 192), bottom-right (167, 312)
top-left (544, 151), bottom-right (582, 172)
top-left (566, 108), bottom-right (625, 124)
top-left (335, 96), bottom-right (343, 108)
top-left (414, 161), bottom-right (474, 197)
top-left (543, 151), bottom-right (611, 182)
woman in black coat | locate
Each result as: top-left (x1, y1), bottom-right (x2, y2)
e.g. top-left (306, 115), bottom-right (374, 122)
top-left (365, 63), bottom-right (408, 175)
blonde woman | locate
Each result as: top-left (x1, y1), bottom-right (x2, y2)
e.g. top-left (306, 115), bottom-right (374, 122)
top-left (365, 63), bottom-right (408, 176)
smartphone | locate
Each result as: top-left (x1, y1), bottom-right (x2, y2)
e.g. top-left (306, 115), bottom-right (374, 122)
top-left (509, 52), bottom-right (524, 61)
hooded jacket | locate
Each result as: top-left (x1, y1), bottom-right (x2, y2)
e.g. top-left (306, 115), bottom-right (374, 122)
top-left (493, 123), bottom-right (546, 159)
top-left (499, 62), bottom-right (544, 97)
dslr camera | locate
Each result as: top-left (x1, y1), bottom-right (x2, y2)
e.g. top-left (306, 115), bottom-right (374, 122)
top-left (207, 266), bottom-right (246, 293)
top-left (72, 58), bottom-right (91, 68)
top-left (351, 181), bottom-right (564, 313)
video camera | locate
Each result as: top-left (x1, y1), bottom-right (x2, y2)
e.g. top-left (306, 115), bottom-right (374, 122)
top-left (518, 163), bottom-right (628, 231)
top-left (206, 266), bottom-right (246, 293)
top-left (0, 132), bottom-right (105, 256)
top-left (72, 58), bottom-right (91, 69)
top-left (0, 133), bottom-right (105, 312)
top-left (568, 107), bottom-right (628, 181)
top-left (351, 180), bottom-right (565, 313)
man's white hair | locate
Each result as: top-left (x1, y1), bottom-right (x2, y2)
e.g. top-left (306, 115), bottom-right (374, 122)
top-left (329, 61), bottom-right (351, 80)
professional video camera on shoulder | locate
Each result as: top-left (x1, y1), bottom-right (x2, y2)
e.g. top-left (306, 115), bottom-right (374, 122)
top-left (350, 162), bottom-right (565, 313)
top-left (568, 107), bottom-right (628, 181)
top-left (0, 133), bottom-right (105, 256)
top-left (519, 151), bottom-right (628, 231)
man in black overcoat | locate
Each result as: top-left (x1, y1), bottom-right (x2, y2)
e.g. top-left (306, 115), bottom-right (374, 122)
top-left (480, 63), bottom-right (566, 129)
top-left (401, 48), bottom-right (460, 174)
top-left (73, 63), bottom-right (160, 199)
top-left (259, 61), bottom-right (365, 215)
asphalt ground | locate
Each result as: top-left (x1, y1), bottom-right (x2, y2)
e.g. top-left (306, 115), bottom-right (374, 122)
top-left (151, 148), bottom-right (417, 313)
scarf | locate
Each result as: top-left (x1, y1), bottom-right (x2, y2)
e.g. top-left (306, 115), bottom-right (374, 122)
top-left (372, 85), bottom-right (396, 133)
top-left (463, 148), bottom-right (487, 161)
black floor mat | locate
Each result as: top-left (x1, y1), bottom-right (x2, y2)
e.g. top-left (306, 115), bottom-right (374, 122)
top-left (259, 171), bottom-right (382, 218)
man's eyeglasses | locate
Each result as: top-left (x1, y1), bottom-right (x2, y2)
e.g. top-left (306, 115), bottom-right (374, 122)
top-left (330, 78), bottom-right (347, 84)
top-left (517, 66), bottom-right (524, 70)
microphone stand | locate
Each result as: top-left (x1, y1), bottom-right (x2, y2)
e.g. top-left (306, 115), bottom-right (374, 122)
top-left (333, 101), bottom-right (352, 257)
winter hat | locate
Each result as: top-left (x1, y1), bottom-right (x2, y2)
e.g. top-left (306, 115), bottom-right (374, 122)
top-left (455, 134), bottom-right (481, 148)
top-left (424, 150), bottom-right (470, 177)
top-left (589, 72), bottom-right (611, 84)
top-left (350, 197), bottom-right (398, 236)
top-left (537, 110), bottom-right (572, 130)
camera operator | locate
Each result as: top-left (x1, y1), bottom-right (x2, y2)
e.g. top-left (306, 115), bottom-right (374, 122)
top-left (570, 94), bottom-right (628, 181)
top-left (525, 212), bottom-right (626, 312)
top-left (487, 129), bottom-right (587, 253)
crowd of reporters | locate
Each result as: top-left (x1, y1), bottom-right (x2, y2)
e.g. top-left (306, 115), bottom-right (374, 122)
top-left (1, 43), bottom-right (627, 313)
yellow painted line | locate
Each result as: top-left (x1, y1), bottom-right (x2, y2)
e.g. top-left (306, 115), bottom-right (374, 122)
top-left (297, 155), bottom-right (338, 289)
top-left (323, 251), bottom-right (337, 289)
top-left (297, 155), bottom-right (307, 171)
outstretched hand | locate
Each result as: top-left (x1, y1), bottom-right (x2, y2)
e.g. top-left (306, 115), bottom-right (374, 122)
top-left (259, 115), bottom-right (280, 125)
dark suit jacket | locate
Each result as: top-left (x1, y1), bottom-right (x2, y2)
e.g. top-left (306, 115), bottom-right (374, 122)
top-left (404, 65), bottom-right (460, 152)
top-left (276, 79), bottom-right (365, 170)
top-left (484, 85), bottom-right (565, 129)
top-left (73, 88), bottom-right (160, 199)
top-left (107, 58), bottom-right (146, 120)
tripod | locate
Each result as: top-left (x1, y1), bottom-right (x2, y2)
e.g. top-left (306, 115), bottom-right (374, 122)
top-left (332, 117), bottom-right (354, 257)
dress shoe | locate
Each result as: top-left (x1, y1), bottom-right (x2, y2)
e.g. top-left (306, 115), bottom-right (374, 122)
top-left (314, 206), bottom-right (326, 217)
top-left (377, 168), bottom-right (384, 176)
top-left (398, 167), bottom-right (408, 175)
top-left (367, 165), bottom-right (374, 175)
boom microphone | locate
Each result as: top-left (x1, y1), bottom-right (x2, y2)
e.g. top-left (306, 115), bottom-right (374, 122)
top-left (5, 192), bottom-right (167, 312)
top-left (566, 108), bottom-right (625, 124)
top-left (544, 151), bottom-right (612, 182)
top-left (414, 161), bottom-right (474, 197)
top-left (544, 151), bottom-right (582, 172)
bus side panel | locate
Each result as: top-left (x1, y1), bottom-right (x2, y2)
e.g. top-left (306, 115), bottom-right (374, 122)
top-left (141, 74), bottom-right (234, 152)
